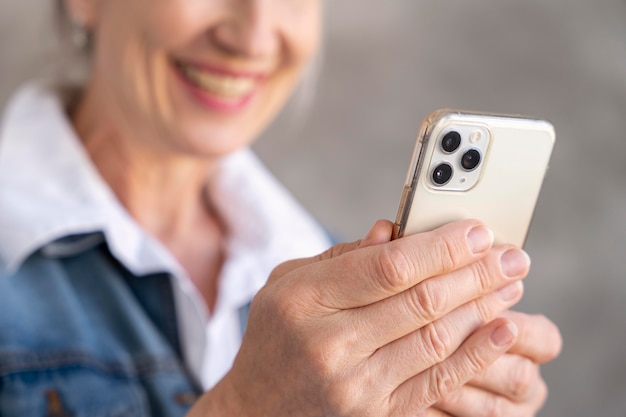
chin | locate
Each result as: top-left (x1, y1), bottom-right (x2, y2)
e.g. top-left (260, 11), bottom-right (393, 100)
top-left (172, 125), bottom-right (256, 159)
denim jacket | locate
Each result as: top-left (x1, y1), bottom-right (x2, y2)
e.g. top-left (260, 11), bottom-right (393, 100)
top-left (0, 233), bottom-right (202, 417)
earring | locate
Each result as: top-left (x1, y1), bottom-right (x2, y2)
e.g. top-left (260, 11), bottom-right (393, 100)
top-left (71, 19), bottom-right (88, 50)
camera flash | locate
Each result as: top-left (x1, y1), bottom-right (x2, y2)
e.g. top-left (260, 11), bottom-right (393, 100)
top-left (470, 130), bottom-right (482, 144)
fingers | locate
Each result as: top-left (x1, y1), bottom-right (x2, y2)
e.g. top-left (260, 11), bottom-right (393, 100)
top-left (371, 277), bottom-right (524, 385)
top-left (352, 244), bottom-right (529, 349)
top-left (360, 219), bottom-right (395, 247)
top-left (468, 354), bottom-right (548, 404)
top-left (301, 219), bottom-right (496, 309)
top-left (389, 318), bottom-right (518, 416)
top-left (500, 310), bottom-right (563, 363)
top-left (434, 372), bottom-right (547, 417)
top-left (434, 386), bottom-right (525, 417)
top-left (429, 312), bottom-right (560, 417)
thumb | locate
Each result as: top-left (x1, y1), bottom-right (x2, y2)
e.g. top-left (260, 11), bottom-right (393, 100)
top-left (269, 220), bottom-right (394, 283)
top-left (359, 219), bottom-right (394, 248)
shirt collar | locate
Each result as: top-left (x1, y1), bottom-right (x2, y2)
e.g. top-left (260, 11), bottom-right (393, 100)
top-left (0, 82), bottom-right (331, 297)
top-left (208, 149), bottom-right (333, 310)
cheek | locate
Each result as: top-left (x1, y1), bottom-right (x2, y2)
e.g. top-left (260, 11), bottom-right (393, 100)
top-left (93, 2), bottom-right (190, 124)
top-left (142, 2), bottom-right (214, 49)
top-left (95, 0), bottom-right (205, 77)
top-left (284, 4), bottom-right (322, 65)
top-left (248, 6), bottom-right (322, 136)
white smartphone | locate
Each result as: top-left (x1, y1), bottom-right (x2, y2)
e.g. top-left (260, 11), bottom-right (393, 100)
top-left (392, 109), bottom-right (555, 247)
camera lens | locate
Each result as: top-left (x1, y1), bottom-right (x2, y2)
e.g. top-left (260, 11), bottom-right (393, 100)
top-left (441, 131), bottom-right (461, 153)
top-left (461, 149), bottom-right (481, 171)
top-left (432, 163), bottom-right (453, 186)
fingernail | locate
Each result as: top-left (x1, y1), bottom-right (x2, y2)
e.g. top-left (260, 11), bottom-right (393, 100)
top-left (496, 281), bottom-right (523, 302)
top-left (500, 249), bottom-right (530, 278)
top-left (490, 322), bottom-right (518, 347)
top-left (467, 226), bottom-right (494, 254)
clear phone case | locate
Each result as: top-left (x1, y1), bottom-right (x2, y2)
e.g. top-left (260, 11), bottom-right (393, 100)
top-left (393, 109), bottom-right (555, 247)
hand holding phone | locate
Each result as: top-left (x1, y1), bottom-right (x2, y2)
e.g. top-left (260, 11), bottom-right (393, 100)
top-left (393, 109), bottom-right (555, 246)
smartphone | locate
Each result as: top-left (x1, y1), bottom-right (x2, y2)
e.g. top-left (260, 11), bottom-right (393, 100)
top-left (392, 109), bottom-right (555, 247)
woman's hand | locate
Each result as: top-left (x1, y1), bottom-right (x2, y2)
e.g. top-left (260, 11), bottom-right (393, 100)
top-left (189, 219), bottom-right (530, 417)
top-left (431, 311), bottom-right (562, 417)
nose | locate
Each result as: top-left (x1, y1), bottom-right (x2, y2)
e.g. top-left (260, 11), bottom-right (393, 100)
top-left (211, 0), bottom-right (279, 58)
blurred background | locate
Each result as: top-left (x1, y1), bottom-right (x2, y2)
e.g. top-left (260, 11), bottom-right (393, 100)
top-left (2, 0), bottom-right (625, 416)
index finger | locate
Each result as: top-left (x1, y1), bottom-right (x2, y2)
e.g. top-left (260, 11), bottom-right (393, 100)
top-left (301, 219), bottom-right (495, 309)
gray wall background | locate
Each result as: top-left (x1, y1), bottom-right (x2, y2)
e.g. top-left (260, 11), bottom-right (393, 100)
top-left (2, 1), bottom-right (625, 416)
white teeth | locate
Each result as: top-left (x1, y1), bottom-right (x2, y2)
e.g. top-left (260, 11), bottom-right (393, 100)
top-left (179, 64), bottom-right (256, 98)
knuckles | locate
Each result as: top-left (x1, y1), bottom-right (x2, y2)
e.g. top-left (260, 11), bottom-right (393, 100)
top-left (323, 378), bottom-right (370, 417)
top-left (420, 322), bottom-right (453, 364)
top-left (300, 324), bottom-right (361, 381)
top-left (427, 366), bottom-right (461, 406)
top-left (403, 280), bottom-right (449, 325)
top-left (466, 254), bottom-right (495, 294)
top-left (254, 281), bottom-right (303, 324)
top-left (374, 244), bottom-right (413, 292)
top-left (507, 356), bottom-right (540, 401)
top-left (432, 231), bottom-right (467, 273)
top-left (372, 225), bottom-right (475, 295)
top-left (254, 280), bottom-right (369, 393)
top-left (483, 394), bottom-right (508, 417)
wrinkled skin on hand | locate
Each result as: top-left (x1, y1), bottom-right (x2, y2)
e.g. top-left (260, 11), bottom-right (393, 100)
top-left (352, 221), bottom-right (563, 417)
top-left (430, 310), bottom-right (562, 417)
top-left (188, 220), bottom-right (560, 417)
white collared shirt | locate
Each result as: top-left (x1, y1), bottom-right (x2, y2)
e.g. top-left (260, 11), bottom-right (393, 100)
top-left (0, 82), bottom-right (332, 389)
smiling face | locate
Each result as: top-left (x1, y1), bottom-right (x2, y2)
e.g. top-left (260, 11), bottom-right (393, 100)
top-left (66, 0), bottom-right (321, 157)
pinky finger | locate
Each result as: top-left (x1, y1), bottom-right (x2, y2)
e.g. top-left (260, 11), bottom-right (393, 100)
top-left (389, 318), bottom-right (518, 416)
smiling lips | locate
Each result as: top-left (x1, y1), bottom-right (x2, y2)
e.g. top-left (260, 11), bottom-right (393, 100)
top-left (176, 61), bottom-right (262, 110)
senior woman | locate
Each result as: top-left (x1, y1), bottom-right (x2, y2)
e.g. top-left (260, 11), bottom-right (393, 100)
top-left (0, 0), bottom-right (561, 416)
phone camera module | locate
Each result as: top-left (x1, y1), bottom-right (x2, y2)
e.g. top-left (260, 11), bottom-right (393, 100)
top-left (432, 163), bottom-right (453, 186)
top-left (461, 149), bottom-right (481, 171)
top-left (441, 131), bottom-right (462, 153)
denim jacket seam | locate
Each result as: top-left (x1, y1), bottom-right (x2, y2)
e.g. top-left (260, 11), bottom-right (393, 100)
top-left (0, 349), bottom-right (185, 379)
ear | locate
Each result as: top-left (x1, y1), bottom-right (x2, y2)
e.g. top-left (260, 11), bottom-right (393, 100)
top-left (62, 0), bottom-right (99, 28)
